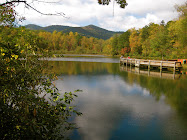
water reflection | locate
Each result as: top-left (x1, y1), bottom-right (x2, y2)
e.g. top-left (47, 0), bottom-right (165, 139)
top-left (56, 75), bottom-right (186, 140)
top-left (120, 66), bottom-right (182, 80)
top-left (47, 60), bottom-right (187, 140)
top-left (46, 57), bottom-right (119, 63)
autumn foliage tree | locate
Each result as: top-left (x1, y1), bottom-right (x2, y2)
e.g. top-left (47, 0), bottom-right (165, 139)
top-left (0, 2), bottom-right (82, 139)
top-left (0, 2), bottom-right (16, 26)
top-left (103, 3), bottom-right (186, 59)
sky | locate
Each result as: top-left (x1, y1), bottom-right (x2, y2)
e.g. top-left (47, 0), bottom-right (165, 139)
top-left (2, 0), bottom-right (186, 31)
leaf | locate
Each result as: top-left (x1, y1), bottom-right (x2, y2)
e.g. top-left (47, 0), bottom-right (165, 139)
top-left (16, 125), bottom-right (21, 130)
top-left (33, 108), bottom-right (37, 117)
top-left (74, 89), bottom-right (83, 92)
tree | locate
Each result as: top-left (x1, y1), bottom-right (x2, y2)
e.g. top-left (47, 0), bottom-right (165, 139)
top-left (0, 2), bottom-right (17, 26)
top-left (145, 23), bottom-right (159, 57)
top-left (141, 25), bottom-right (149, 42)
top-left (103, 38), bottom-right (113, 55)
top-left (0, 3), bottom-right (82, 139)
top-left (0, 0), bottom-right (128, 18)
top-left (98, 0), bottom-right (128, 8)
top-left (149, 25), bottom-right (169, 59)
top-left (0, 0), bottom-right (66, 17)
top-left (118, 30), bottom-right (130, 56)
top-left (111, 34), bottom-right (119, 55)
top-left (129, 28), bottom-right (142, 56)
top-left (69, 32), bottom-right (77, 51)
top-left (175, 3), bottom-right (187, 58)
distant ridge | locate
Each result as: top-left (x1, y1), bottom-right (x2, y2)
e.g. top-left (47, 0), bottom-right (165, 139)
top-left (43, 25), bottom-right (70, 33)
top-left (25, 24), bottom-right (42, 30)
top-left (24, 24), bottom-right (123, 40)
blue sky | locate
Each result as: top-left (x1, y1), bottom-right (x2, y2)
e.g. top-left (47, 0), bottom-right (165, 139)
top-left (2, 0), bottom-right (186, 31)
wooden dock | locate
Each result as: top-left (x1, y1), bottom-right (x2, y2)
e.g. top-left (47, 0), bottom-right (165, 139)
top-left (120, 58), bottom-right (182, 71)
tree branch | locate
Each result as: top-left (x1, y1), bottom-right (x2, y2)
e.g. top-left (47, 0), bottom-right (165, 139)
top-left (0, 1), bottom-right (26, 6)
top-left (98, 0), bottom-right (128, 8)
top-left (24, 2), bottom-right (66, 17)
top-left (0, 0), bottom-right (67, 17)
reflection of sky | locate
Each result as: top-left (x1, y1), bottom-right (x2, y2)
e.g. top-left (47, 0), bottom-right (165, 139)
top-left (46, 57), bottom-right (119, 63)
top-left (55, 74), bottom-right (186, 140)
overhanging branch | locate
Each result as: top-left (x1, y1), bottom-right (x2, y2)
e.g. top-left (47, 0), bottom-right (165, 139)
top-left (0, 1), bottom-right (26, 6)
top-left (24, 2), bottom-right (66, 16)
top-left (0, 0), bottom-right (67, 17)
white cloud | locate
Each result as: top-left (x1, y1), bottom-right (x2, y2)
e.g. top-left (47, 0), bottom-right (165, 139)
top-left (56, 74), bottom-right (175, 140)
top-left (3, 0), bottom-right (186, 31)
top-left (98, 13), bottom-right (160, 31)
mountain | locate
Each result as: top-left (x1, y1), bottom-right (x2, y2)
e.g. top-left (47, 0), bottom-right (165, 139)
top-left (25, 24), bottom-right (42, 30)
top-left (83, 25), bottom-right (122, 40)
top-left (43, 25), bottom-right (70, 32)
top-left (24, 24), bottom-right (123, 40)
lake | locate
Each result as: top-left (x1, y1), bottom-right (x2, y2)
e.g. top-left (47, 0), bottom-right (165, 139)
top-left (48, 56), bottom-right (187, 140)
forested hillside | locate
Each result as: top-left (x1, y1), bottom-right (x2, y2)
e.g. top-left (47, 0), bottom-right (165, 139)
top-left (25, 24), bottom-right (122, 40)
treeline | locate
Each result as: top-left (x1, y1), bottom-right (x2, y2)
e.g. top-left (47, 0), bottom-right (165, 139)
top-left (37, 31), bottom-right (105, 54)
top-left (110, 19), bottom-right (186, 59)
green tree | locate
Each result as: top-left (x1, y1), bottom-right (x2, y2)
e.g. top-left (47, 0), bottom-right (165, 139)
top-left (149, 25), bottom-right (169, 59)
top-left (119, 30), bottom-right (130, 56)
top-left (98, 0), bottom-right (128, 8)
top-left (141, 25), bottom-right (149, 42)
top-left (0, 3), bottom-right (16, 26)
top-left (140, 25), bottom-right (150, 57)
top-left (129, 28), bottom-right (142, 56)
top-left (103, 38), bottom-right (113, 55)
top-left (175, 3), bottom-right (187, 58)
top-left (0, 3), bottom-right (81, 139)
top-left (111, 34), bottom-right (119, 55)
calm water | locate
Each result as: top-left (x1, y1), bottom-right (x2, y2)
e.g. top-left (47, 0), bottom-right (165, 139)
top-left (48, 56), bottom-right (187, 140)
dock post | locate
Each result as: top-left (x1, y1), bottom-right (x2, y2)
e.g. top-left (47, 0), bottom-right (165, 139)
top-left (173, 62), bottom-right (176, 79)
top-left (135, 59), bottom-right (137, 67)
top-left (125, 59), bottom-right (127, 71)
top-left (160, 61), bottom-right (162, 78)
top-left (148, 59), bottom-right (150, 76)
top-left (148, 68), bottom-right (150, 76)
top-left (173, 71), bottom-right (175, 79)
top-left (160, 61), bottom-right (162, 72)
top-left (148, 60), bottom-right (150, 70)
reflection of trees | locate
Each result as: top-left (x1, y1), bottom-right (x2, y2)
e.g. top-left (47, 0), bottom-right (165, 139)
top-left (48, 61), bottom-right (187, 128)
top-left (47, 61), bottom-right (119, 75)
top-left (119, 71), bottom-right (187, 126)
top-left (49, 61), bottom-right (187, 119)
